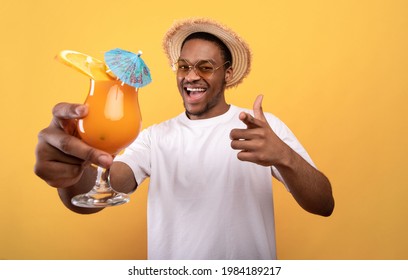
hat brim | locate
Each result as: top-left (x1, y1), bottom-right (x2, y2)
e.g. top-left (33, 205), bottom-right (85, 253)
top-left (163, 18), bottom-right (251, 88)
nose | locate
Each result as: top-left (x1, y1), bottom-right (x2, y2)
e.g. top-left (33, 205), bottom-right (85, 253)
top-left (184, 67), bottom-right (201, 82)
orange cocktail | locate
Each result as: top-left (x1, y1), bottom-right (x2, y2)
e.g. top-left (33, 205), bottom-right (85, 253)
top-left (77, 79), bottom-right (142, 155)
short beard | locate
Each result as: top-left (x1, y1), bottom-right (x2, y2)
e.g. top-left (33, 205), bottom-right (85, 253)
top-left (185, 92), bottom-right (222, 118)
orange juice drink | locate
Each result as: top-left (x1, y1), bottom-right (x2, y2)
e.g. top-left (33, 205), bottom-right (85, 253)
top-left (77, 80), bottom-right (142, 155)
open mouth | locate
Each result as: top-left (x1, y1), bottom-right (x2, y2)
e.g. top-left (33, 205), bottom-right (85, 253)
top-left (185, 87), bottom-right (207, 101)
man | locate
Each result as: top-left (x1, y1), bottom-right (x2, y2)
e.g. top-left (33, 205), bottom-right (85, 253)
top-left (34, 18), bottom-right (334, 259)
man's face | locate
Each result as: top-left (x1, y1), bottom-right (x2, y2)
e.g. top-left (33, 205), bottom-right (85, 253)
top-left (177, 38), bottom-right (232, 120)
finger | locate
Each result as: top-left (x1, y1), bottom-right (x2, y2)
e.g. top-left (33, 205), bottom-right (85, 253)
top-left (236, 150), bottom-right (257, 163)
top-left (239, 112), bottom-right (264, 129)
top-left (52, 102), bottom-right (88, 120)
top-left (230, 127), bottom-right (260, 141)
top-left (54, 135), bottom-right (113, 168)
top-left (38, 129), bottom-right (113, 168)
top-left (253, 94), bottom-right (266, 121)
top-left (36, 141), bottom-right (84, 165)
top-left (51, 103), bottom-right (88, 134)
top-left (230, 139), bottom-right (257, 151)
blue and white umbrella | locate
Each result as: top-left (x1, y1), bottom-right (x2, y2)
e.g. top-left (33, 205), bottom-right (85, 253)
top-left (104, 48), bottom-right (152, 88)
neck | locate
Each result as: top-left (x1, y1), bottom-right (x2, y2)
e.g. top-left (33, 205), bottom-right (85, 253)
top-left (186, 101), bottom-right (230, 120)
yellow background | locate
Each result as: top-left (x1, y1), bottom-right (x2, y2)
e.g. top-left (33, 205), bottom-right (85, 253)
top-left (1, 0), bottom-right (407, 260)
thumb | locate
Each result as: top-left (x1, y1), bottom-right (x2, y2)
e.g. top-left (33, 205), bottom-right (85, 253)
top-left (253, 94), bottom-right (266, 121)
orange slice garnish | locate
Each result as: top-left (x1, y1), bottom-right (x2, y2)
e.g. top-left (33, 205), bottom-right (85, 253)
top-left (56, 50), bottom-right (113, 80)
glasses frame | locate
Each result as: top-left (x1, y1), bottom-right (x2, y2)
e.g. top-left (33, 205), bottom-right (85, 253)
top-left (173, 59), bottom-right (231, 79)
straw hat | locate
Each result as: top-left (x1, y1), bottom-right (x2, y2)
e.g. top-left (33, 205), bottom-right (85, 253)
top-left (163, 18), bottom-right (252, 88)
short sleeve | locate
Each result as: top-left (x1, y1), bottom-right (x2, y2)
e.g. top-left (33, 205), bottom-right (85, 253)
top-left (265, 113), bottom-right (316, 191)
top-left (114, 127), bottom-right (152, 186)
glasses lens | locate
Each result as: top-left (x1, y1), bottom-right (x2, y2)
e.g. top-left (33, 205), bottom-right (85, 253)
top-left (195, 61), bottom-right (215, 78)
top-left (176, 60), bottom-right (190, 76)
top-left (176, 59), bottom-right (217, 78)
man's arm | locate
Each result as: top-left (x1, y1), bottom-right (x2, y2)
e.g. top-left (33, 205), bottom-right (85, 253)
top-left (230, 95), bottom-right (334, 216)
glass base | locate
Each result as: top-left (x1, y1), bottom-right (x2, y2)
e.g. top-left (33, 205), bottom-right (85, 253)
top-left (71, 189), bottom-right (130, 208)
top-left (71, 165), bottom-right (130, 208)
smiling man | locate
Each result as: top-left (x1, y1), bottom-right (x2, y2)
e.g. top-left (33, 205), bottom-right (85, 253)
top-left (34, 18), bottom-right (334, 260)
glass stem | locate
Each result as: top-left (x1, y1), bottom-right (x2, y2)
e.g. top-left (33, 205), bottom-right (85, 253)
top-left (95, 166), bottom-right (110, 192)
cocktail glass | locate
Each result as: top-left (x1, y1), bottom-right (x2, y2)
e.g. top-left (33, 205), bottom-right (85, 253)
top-left (71, 79), bottom-right (142, 208)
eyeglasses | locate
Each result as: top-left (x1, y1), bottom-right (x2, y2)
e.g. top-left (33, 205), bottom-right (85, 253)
top-left (173, 59), bottom-right (231, 79)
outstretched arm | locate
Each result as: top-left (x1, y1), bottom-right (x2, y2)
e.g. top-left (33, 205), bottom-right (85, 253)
top-left (230, 95), bottom-right (334, 216)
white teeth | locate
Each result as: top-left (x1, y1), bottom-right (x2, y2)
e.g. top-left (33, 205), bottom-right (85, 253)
top-left (187, 87), bottom-right (205, 92)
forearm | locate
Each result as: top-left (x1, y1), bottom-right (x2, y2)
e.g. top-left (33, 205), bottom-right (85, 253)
top-left (275, 147), bottom-right (334, 217)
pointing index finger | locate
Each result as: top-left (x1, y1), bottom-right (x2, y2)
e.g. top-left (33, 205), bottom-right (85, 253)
top-left (239, 111), bottom-right (262, 129)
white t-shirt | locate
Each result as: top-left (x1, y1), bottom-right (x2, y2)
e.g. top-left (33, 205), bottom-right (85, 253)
top-left (115, 105), bottom-right (314, 260)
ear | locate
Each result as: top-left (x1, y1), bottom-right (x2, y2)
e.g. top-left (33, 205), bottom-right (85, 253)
top-left (225, 67), bottom-right (233, 83)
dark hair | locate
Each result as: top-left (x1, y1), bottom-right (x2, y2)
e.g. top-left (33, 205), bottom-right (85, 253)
top-left (181, 32), bottom-right (232, 67)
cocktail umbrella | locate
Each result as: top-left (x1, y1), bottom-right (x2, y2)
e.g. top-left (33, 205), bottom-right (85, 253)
top-left (104, 48), bottom-right (152, 89)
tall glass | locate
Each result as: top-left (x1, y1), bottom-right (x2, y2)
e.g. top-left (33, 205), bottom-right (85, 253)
top-left (71, 79), bottom-right (142, 208)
